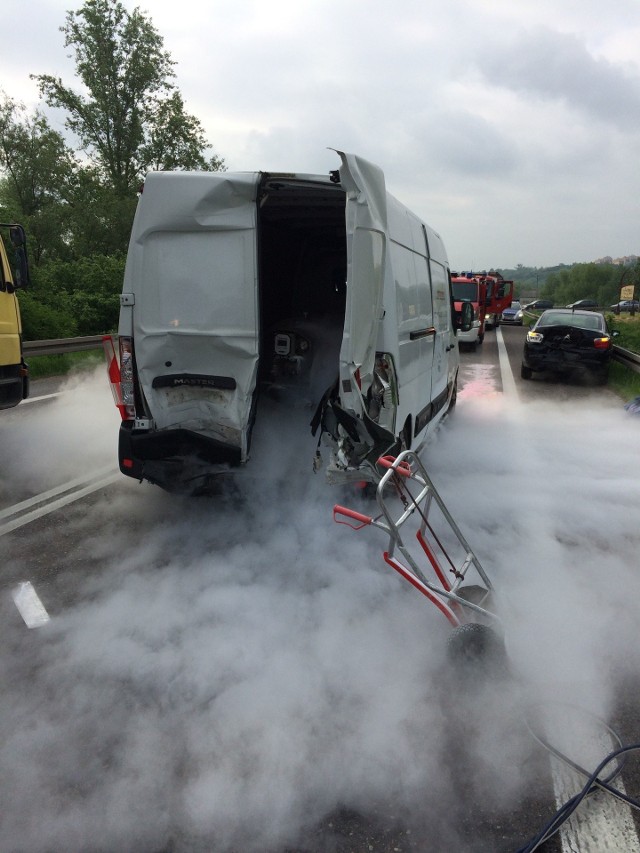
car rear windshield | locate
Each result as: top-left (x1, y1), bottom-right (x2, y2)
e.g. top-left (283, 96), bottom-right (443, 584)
top-left (539, 312), bottom-right (603, 331)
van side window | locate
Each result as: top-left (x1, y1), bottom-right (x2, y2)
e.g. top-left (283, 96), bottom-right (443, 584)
top-left (430, 261), bottom-right (451, 333)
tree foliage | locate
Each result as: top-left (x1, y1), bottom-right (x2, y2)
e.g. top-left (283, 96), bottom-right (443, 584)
top-left (33, 0), bottom-right (224, 197)
top-left (541, 263), bottom-right (632, 307)
top-left (20, 253), bottom-right (126, 338)
top-left (0, 93), bottom-right (79, 263)
top-left (0, 91), bottom-right (139, 261)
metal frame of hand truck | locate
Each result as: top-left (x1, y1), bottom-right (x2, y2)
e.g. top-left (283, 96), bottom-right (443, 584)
top-left (333, 450), bottom-right (499, 628)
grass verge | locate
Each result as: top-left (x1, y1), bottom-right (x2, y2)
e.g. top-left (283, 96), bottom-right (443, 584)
top-left (607, 315), bottom-right (640, 403)
top-left (609, 361), bottom-right (640, 403)
top-left (27, 349), bottom-right (103, 380)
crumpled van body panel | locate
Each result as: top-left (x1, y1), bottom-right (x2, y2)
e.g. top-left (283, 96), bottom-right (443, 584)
top-left (115, 152), bottom-right (459, 492)
top-left (122, 172), bottom-right (260, 461)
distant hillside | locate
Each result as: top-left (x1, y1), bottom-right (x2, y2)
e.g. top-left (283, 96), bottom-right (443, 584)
top-left (498, 259), bottom-right (640, 306)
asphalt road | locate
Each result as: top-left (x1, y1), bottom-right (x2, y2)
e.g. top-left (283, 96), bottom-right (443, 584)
top-left (1, 330), bottom-right (640, 853)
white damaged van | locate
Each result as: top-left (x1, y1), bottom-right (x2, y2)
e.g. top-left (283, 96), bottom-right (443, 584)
top-left (106, 151), bottom-right (471, 493)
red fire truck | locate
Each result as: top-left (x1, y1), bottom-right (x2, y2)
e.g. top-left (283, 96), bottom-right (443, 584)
top-left (451, 273), bottom-right (487, 349)
top-left (482, 271), bottom-right (514, 329)
top-left (451, 271), bottom-right (514, 349)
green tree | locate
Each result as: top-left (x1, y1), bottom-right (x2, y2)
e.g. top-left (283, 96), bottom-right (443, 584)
top-left (64, 167), bottom-right (138, 256)
top-left (0, 93), bottom-right (79, 263)
top-left (20, 252), bottom-right (125, 338)
top-left (0, 92), bottom-right (137, 260)
top-left (141, 91), bottom-right (225, 173)
top-left (542, 263), bottom-right (622, 307)
top-left (624, 259), bottom-right (640, 294)
top-left (18, 290), bottom-right (79, 340)
top-left (33, 0), bottom-right (224, 198)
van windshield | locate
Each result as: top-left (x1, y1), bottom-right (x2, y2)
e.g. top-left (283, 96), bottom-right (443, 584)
top-left (452, 281), bottom-right (478, 302)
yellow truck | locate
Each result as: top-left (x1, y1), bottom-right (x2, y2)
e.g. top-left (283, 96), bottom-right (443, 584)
top-left (0, 224), bottom-right (30, 409)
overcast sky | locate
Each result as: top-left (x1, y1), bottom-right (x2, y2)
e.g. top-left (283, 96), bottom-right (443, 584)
top-left (2, 0), bottom-right (639, 269)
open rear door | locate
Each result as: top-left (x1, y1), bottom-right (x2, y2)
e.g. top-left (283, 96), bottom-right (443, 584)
top-left (337, 152), bottom-right (387, 415)
top-left (130, 171), bottom-right (261, 463)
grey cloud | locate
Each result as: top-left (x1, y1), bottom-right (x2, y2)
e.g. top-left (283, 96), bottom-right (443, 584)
top-left (417, 111), bottom-right (517, 179)
top-left (476, 27), bottom-right (640, 132)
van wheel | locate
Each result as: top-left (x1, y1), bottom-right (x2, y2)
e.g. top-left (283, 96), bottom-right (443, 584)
top-left (447, 623), bottom-right (508, 675)
top-left (400, 415), bottom-right (412, 450)
top-left (520, 364), bottom-right (532, 380)
top-left (448, 380), bottom-right (458, 412)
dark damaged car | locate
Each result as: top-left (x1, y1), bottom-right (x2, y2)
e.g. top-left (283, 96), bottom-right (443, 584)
top-left (521, 308), bottom-right (618, 384)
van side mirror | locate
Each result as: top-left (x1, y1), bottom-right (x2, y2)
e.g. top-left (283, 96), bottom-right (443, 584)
top-left (8, 225), bottom-right (30, 290)
top-left (459, 301), bottom-right (474, 332)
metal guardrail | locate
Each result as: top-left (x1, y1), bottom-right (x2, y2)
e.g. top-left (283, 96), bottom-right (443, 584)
top-left (23, 335), bottom-right (104, 356)
top-left (23, 335), bottom-right (640, 375)
top-left (612, 345), bottom-right (640, 374)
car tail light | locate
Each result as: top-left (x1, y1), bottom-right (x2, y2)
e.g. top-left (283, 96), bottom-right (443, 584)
top-left (102, 335), bottom-right (135, 420)
top-left (593, 336), bottom-right (611, 350)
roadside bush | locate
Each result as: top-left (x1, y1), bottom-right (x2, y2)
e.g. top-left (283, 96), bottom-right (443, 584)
top-left (18, 291), bottom-right (78, 339)
top-left (24, 253), bottom-right (125, 337)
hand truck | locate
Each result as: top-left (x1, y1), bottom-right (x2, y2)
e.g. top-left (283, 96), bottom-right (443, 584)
top-left (333, 451), bottom-right (500, 632)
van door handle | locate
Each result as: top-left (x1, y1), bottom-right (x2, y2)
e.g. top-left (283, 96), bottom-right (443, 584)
top-left (409, 327), bottom-right (436, 341)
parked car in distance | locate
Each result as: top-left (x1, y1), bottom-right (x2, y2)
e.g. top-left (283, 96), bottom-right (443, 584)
top-left (523, 299), bottom-right (554, 310)
top-left (500, 300), bottom-right (524, 325)
top-left (566, 299), bottom-right (598, 310)
top-left (521, 308), bottom-right (618, 384)
top-left (610, 299), bottom-right (640, 314)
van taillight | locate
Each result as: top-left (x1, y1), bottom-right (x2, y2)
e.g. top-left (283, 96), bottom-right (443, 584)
top-left (102, 335), bottom-right (135, 420)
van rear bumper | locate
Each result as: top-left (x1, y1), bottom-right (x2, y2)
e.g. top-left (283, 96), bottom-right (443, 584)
top-left (118, 422), bottom-right (242, 491)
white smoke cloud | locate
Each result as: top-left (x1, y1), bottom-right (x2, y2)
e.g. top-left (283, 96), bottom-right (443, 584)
top-left (2, 369), bottom-right (640, 850)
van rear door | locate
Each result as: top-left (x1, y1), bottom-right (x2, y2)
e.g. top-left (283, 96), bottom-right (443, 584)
top-left (129, 171), bottom-right (261, 462)
top-left (336, 152), bottom-right (387, 416)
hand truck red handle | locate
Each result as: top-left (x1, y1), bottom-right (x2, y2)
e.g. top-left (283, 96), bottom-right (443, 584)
top-left (333, 505), bottom-right (373, 529)
top-left (377, 455), bottom-right (412, 477)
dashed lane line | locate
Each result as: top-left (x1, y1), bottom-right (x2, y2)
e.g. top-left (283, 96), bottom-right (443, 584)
top-left (495, 326), bottom-right (519, 401)
top-left (0, 468), bottom-right (121, 537)
top-left (11, 581), bottom-right (50, 628)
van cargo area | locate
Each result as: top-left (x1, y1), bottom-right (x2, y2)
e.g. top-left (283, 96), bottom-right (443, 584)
top-left (256, 177), bottom-right (347, 401)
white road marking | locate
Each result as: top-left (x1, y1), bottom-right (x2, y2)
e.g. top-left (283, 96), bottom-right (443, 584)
top-left (20, 392), bottom-right (62, 404)
top-left (552, 756), bottom-right (640, 852)
top-left (0, 465), bottom-right (116, 521)
top-left (11, 581), bottom-right (50, 628)
top-left (546, 706), bottom-right (640, 853)
top-left (0, 469), bottom-right (121, 537)
top-left (495, 326), bottom-right (519, 400)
